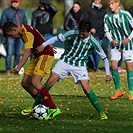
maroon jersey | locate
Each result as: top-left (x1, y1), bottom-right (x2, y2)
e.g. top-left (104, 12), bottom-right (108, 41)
top-left (21, 24), bottom-right (54, 58)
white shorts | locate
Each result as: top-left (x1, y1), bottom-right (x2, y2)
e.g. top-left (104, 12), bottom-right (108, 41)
top-left (52, 60), bottom-right (89, 84)
top-left (110, 49), bottom-right (133, 62)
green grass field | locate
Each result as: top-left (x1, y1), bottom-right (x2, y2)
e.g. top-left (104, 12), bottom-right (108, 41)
top-left (0, 58), bottom-right (133, 133)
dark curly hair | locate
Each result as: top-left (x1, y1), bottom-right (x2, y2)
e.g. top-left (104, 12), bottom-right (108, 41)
top-left (78, 19), bottom-right (92, 32)
top-left (2, 22), bottom-right (17, 36)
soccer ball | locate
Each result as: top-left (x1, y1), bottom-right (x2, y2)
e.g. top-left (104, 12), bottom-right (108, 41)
top-left (15, 66), bottom-right (25, 75)
top-left (18, 67), bottom-right (25, 75)
top-left (32, 104), bottom-right (48, 120)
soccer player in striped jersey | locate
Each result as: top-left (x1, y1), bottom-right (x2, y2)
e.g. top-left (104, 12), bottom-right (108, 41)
top-left (2, 22), bottom-right (61, 119)
top-left (104, 0), bottom-right (133, 100)
top-left (34, 19), bottom-right (112, 120)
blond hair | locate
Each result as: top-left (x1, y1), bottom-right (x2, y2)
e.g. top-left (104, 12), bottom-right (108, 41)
top-left (107, 0), bottom-right (120, 3)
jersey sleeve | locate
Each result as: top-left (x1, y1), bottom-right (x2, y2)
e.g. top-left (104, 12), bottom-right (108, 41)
top-left (104, 14), bottom-right (110, 32)
top-left (57, 29), bottom-right (79, 42)
top-left (96, 49), bottom-right (107, 60)
top-left (92, 37), bottom-right (107, 60)
top-left (57, 33), bottom-right (66, 42)
top-left (125, 11), bottom-right (133, 40)
top-left (22, 32), bottom-right (34, 49)
top-left (104, 14), bottom-right (113, 42)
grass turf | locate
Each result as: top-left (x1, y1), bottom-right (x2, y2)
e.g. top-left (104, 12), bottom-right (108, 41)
top-left (0, 58), bottom-right (133, 133)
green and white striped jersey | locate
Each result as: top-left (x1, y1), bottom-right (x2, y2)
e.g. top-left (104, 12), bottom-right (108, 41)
top-left (104, 9), bottom-right (133, 50)
top-left (57, 29), bottom-right (107, 67)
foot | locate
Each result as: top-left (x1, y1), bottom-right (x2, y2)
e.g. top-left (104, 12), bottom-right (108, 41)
top-left (21, 107), bottom-right (33, 116)
top-left (111, 90), bottom-right (123, 100)
top-left (99, 112), bottom-right (108, 120)
top-left (6, 70), bottom-right (11, 76)
top-left (118, 67), bottom-right (126, 72)
top-left (128, 94), bottom-right (133, 100)
top-left (45, 107), bottom-right (61, 120)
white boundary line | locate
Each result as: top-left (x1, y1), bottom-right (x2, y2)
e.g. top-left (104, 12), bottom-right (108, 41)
top-left (0, 73), bottom-right (126, 81)
top-left (0, 77), bottom-right (22, 81)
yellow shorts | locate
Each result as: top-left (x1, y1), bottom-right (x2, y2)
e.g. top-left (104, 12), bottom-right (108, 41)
top-left (25, 55), bottom-right (54, 77)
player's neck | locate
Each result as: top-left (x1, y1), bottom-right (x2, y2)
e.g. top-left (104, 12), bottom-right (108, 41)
top-left (114, 8), bottom-right (120, 14)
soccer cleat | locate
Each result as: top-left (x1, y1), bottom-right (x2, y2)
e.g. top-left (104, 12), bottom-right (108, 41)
top-left (44, 107), bottom-right (61, 120)
top-left (21, 107), bottom-right (33, 116)
top-left (111, 90), bottom-right (123, 100)
top-left (128, 94), bottom-right (133, 100)
top-left (99, 112), bottom-right (108, 120)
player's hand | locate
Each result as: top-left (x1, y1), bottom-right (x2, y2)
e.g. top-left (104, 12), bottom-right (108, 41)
top-left (36, 45), bottom-right (45, 54)
top-left (11, 66), bottom-right (20, 74)
top-left (90, 28), bottom-right (96, 34)
top-left (105, 75), bottom-right (112, 82)
top-left (122, 38), bottom-right (130, 45)
top-left (111, 40), bottom-right (118, 47)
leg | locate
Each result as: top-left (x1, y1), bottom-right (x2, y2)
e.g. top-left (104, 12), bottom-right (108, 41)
top-left (5, 37), bottom-right (14, 75)
top-left (110, 49), bottom-right (124, 99)
top-left (34, 72), bottom-right (61, 120)
top-left (21, 74), bottom-right (38, 98)
top-left (118, 51), bottom-right (126, 72)
top-left (21, 55), bottom-right (57, 116)
top-left (31, 74), bottom-right (50, 107)
top-left (125, 61), bottom-right (133, 100)
top-left (32, 54), bottom-right (58, 108)
top-left (80, 80), bottom-right (108, 120)
top-left (21, 74), bottom-right (52, 115)
top-left (33, 72), bottom-right (59, 107)
top-left (21, 74), bottom-right (40, 116)
top-left (118, 52), bottom-right (122, 67)
top-left (111, 60), bottom-right (120, 90)
top-left (111, 60), bottom-right (123, 99)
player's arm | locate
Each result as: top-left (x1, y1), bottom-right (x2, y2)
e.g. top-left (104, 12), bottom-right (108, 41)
top-left (102, 58), bottom-right (112, 82)
top-left (104, 14), bottom-right (118, 46)
top-left (122, 19), bottom-right (133, 45)
top-left (94, 38), bottom-right (110, 78)
top-left (12, 48), bottom-right (31, 74)
top-left (36, 33), bottom-right (67, 53)
top-left (12, 31), bottom-right (33, 74)
top-left (104, 23), bottom-right (118, 46)
top-left (36, 36), bottom-right (59, 53)
top-left (96, 48), bottom-right (111, 82)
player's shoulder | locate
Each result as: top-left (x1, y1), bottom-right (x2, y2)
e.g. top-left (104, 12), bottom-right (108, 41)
top-left (120, 9), bottom-right (132, 16)
top-left (21, 25), bottom-right (36, 35)
top-left (89, 34), bottom-right (99, 45)
top-left (64, 29), bottom-right (79, 36)
top-left (120, 9), bottom-right (129, 14)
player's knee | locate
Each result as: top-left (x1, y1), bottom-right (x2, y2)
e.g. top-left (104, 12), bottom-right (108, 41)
top-left (111, 65), bottom-right (117, 70)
